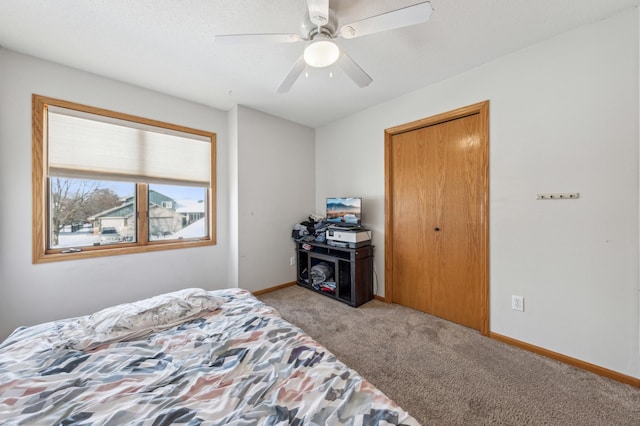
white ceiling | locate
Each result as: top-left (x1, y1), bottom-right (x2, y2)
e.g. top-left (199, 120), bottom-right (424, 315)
top-left (0, 0), bottom-right (638, 127)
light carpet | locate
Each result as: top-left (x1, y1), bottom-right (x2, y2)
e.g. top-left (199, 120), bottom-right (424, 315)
top-left (258, 286), bottom-right (640, 425)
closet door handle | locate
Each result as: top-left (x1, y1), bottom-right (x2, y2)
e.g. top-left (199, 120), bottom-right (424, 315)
top-left (434, 227), bottom-right (440, 232)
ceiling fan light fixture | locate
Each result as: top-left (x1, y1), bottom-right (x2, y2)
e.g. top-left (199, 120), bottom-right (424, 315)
top-left (303, 37), bottom-right (340, 68)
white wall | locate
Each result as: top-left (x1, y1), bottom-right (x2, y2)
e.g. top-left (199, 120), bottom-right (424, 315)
top-left (0, 50), bottom-right (231, 339)
top-left (228, 106), bottom-right (240, 290)
top-left (315, 9), bottom-right (639, 378)
top-left (236, 106), bottom-right (315, 291)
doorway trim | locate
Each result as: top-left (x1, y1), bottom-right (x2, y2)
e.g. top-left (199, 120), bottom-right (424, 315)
top-left (384, 100), bottom-right (490, 336)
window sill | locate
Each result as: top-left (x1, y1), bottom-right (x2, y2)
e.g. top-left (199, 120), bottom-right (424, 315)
top-left (34, 238), bottom-right (215, 264)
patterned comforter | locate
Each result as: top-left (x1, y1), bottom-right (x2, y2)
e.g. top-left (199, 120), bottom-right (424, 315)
top-left (0, 288), bottom-right (419, 425)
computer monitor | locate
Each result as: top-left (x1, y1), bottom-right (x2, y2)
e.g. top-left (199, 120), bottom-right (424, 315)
top-left (326, 197), bottom-right (362, 225)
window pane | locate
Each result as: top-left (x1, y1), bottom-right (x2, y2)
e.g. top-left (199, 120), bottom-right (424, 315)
top-left (148, 184), bottom-right (207, 241)
top-left (49, 177), bottom-right (136, 249)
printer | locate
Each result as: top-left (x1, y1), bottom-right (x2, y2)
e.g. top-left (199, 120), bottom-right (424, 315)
top-left (326, 224), bottom-right (371, 248)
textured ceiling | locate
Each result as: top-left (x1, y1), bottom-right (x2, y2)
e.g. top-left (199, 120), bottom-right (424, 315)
top-left (0, 0), bottom-right (638, 127)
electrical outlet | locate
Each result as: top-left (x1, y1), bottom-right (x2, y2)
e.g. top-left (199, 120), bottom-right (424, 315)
top-left (512, 295), bottom-right (524, 312)
top-left (290, 256), bottom-right (295, 267)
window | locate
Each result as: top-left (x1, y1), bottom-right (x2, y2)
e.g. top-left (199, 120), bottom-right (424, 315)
top-left (32, 95), bottom-right (216, 263)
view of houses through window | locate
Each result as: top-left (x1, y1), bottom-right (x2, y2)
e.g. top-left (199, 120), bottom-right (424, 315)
top-left (51, 178), bottom-right (207, 249)
top-left (147, 183), bottom-right (207, 241)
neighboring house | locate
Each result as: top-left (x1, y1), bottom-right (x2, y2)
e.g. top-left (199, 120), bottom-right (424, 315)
top-left (175, 199), bottom-right (206, 227)
top-left (88, 203), bottom-right (135, 235)
top-left (149, 190), bottom-right (177, 210)
top-left (89, 190), bottom-right (203, 239)
top-left (148, 205), bottom-right (183, 238)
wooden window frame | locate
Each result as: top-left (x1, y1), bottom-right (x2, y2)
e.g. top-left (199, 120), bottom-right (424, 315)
top-left (32, 94), bottom-right (217, 263)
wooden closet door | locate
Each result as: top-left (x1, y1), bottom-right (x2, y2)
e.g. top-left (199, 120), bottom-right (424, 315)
top-left (388, 108), bottom-right (487, 332)
top-left (390, 126), bottom-right (438, 314)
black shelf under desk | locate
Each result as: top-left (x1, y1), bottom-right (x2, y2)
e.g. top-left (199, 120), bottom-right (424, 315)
top-left (295, 240), bottom-right (373, 307)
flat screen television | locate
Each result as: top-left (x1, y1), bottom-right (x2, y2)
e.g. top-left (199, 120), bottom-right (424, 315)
top-left (326, 197), bottom-right (362, 225)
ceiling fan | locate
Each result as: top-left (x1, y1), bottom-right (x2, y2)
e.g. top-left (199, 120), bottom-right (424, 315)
top-left (214, 0), bottom-right (433, 93)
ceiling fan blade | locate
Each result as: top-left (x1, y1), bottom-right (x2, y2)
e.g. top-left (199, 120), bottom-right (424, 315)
top-left (307, 0), bottom-right (329, 27)
top-left (214, 33), bottom-right (303, 46)
top-left (276, 56), bottom-right (306, 94)
top-left (339, 1), bottom-right (433, 39)
top-left (336, 52), bottom-right (372, 88)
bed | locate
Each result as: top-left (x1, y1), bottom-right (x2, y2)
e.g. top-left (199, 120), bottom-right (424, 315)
top-left (0, 288), bottom-right (419, 425)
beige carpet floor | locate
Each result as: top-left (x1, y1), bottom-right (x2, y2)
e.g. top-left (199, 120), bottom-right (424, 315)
top-left (258, 286), bottom-right (640, 425)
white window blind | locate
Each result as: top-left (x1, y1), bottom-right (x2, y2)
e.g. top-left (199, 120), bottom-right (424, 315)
top-left (47, 107), bottom-right (211, 187)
